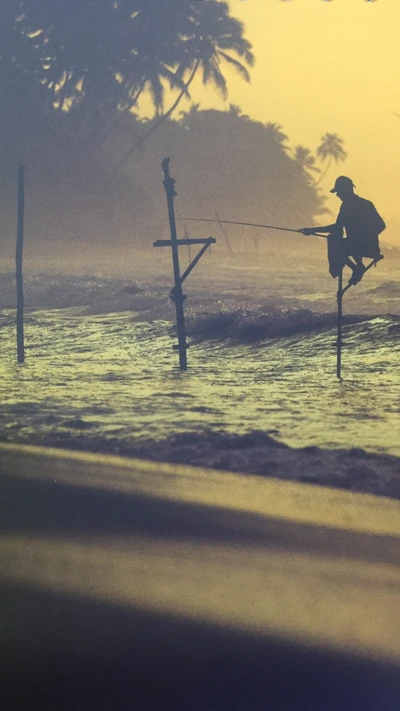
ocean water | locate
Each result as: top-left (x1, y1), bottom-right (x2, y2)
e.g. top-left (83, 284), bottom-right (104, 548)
top-left (0, 254), bottom-right (399, 459)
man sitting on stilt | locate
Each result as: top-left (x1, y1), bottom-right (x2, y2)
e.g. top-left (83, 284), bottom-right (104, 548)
top-left (300, 176), bottom-right (386, 286)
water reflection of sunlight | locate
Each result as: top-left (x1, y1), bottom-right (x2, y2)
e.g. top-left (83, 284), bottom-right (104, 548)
top-left (0, 310), bottom-right (399, 456)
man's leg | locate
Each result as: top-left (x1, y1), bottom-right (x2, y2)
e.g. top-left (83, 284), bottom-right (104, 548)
top-left (345, 257), bottom-right (357, 270)
top-left (347, 254), bottom-right (366, 285)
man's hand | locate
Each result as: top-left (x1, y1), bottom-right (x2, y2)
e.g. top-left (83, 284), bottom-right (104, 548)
top-left (298, 227), bottom-right (317, 236)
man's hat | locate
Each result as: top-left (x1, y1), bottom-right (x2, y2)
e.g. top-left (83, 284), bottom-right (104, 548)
top-left (330, 176), bottom-right (355, 193)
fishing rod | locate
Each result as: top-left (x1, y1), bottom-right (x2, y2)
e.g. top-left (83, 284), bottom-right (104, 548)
top-left (176, 217), bottom-right (328, 238)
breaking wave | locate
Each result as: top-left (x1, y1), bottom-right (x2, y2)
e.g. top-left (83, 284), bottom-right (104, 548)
top-left (185, 309), bottom-right (376, 342)
top-left (0, 268), bottom-right (399, 494)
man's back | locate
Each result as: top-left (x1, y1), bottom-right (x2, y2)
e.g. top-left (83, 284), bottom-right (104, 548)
top-left (337, 194), bottom-right (385, 258)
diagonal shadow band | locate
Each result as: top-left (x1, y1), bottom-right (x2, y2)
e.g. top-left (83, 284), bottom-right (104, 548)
top-left (1, 582), bottom-right (399, 711)
top-left (1, 473), bottom-right (400, 567)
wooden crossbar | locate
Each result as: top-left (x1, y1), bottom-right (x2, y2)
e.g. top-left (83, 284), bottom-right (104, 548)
top-left (153, 238), bottom-right (216, 248)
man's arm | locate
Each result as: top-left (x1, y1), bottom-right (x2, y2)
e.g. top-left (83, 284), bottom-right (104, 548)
top-left (300, 205), bottom-right (344, 236)
top-left (299, 223), bottom-right (337, 236)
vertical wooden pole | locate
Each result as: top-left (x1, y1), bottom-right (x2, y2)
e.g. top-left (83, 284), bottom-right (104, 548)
top-left (162, 157), bottom-right (187, 371)
top-left (184, 225), bottom-right (192, 263)
top-left (215, 211), bottom-right (234, 255)
top-left (16, 164), bottom-right (25, 364)
top-left (336, 269), bottom-right (343, 379)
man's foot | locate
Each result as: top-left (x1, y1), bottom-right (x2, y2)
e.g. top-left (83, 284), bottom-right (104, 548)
top-left (348, 264), bottom-right (366, 286)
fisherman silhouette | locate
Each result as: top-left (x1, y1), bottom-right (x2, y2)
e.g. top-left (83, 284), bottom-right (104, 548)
top-left (300, 176), bottom-right (386, 285)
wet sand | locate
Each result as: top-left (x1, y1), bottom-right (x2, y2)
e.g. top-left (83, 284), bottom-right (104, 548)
top-left (9, 428), bottom-right (399, 501)
top-left (1, 443), bottom-right (400, 710)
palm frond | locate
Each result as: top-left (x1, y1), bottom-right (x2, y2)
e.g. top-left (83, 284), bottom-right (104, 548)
top-left (218, 51), bottom-right (251, 82)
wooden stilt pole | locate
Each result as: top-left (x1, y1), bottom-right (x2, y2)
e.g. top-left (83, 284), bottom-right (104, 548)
top-left (215, 212), bottom-right (234, 255)
top-left (336, 268), bottom-right (343, 379)
top-left (170, 238), bottom-right (215, 298)
top-left (161, 158), bottom-right (187, 371)
top-left (184, 225), bottom-right (192, 263)
top-left (16, 164), bottom-right (25, 364)
top-left (336, 252), bottom-right (384, 378)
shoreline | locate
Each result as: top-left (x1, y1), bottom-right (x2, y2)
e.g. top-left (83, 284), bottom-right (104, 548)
top-left (1, 429), bottom-right (399, 501)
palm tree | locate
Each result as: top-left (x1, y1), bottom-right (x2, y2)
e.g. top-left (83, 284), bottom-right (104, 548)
top-left (179, 102), bottom-right (202, 127)
top-left (293, 146), bottom-right (321, 177)
top-left (315, 133), bottom-right (347, 185)
top-left (0, 4), bottom-right (61, 158)
top-left (4, 0), bottom-right (253, 161)
top-left (17, 0), bottom-right (191, 133)
top-left (227, 103), bottom-right (250, 121)
top-left (227, 104), bottom-right (242, 118)
top-left (115, 0), bottom-right (254, 170)
top-left (264, 122), bottom-right (289, 151)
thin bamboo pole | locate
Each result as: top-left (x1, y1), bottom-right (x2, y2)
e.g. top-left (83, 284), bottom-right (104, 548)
top-left (215, 212), bottom-right (234, 254)
top-left (336, 268), bottom-right (343, 379)
top-left (170, 238), bottom-right (214, 298)
top-left (16, 164), bottom-right (25, 364)
top-left (178, 217), bottom-right (303, 234)
top-left (162, 158), bottom-right (187, 371)
top-left (336, 253), bottom-right (384, 378)
top-left (184, 225), bottom-right (192, 263)
top-left (177, 217), bottom-right (329, 240)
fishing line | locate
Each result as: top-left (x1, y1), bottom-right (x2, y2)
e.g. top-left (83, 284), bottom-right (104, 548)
top-left (177, 217), bottom-right (328, 238)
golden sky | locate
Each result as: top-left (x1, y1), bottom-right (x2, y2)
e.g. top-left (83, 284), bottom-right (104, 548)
top-left (156, 0), bottom-right (400, 236)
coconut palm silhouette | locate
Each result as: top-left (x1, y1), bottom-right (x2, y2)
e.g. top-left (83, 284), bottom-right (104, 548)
top-left (315, 133), bottom-right (347, 186)
top-left (264, 123), bottom-right (289, 150)
top-left (116, 0), bottom-right (254, 169)
top-left (227, 103), bottom-right (249, 120)
top-left (293, 145), bottom-right (321, 178)
top-left (4, 1), bottom-right (252, 153)
top-left (178, 103), bottom-right (202, 126)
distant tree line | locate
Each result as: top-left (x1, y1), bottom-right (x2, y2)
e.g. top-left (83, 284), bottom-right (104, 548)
top-left (107, 106), bottom-right (347, 248)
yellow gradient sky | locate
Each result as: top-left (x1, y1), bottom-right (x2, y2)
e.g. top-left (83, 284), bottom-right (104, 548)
top-left (145, 0), bottom-right (400, 237)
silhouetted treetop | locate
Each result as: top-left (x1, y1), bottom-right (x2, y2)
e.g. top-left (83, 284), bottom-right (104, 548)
top-left (1, 0), bottom-right (253, 131)
top-left (316, 133), bottom-right (347, 186)
top-left (109, 107), bottom-right (330, 241)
